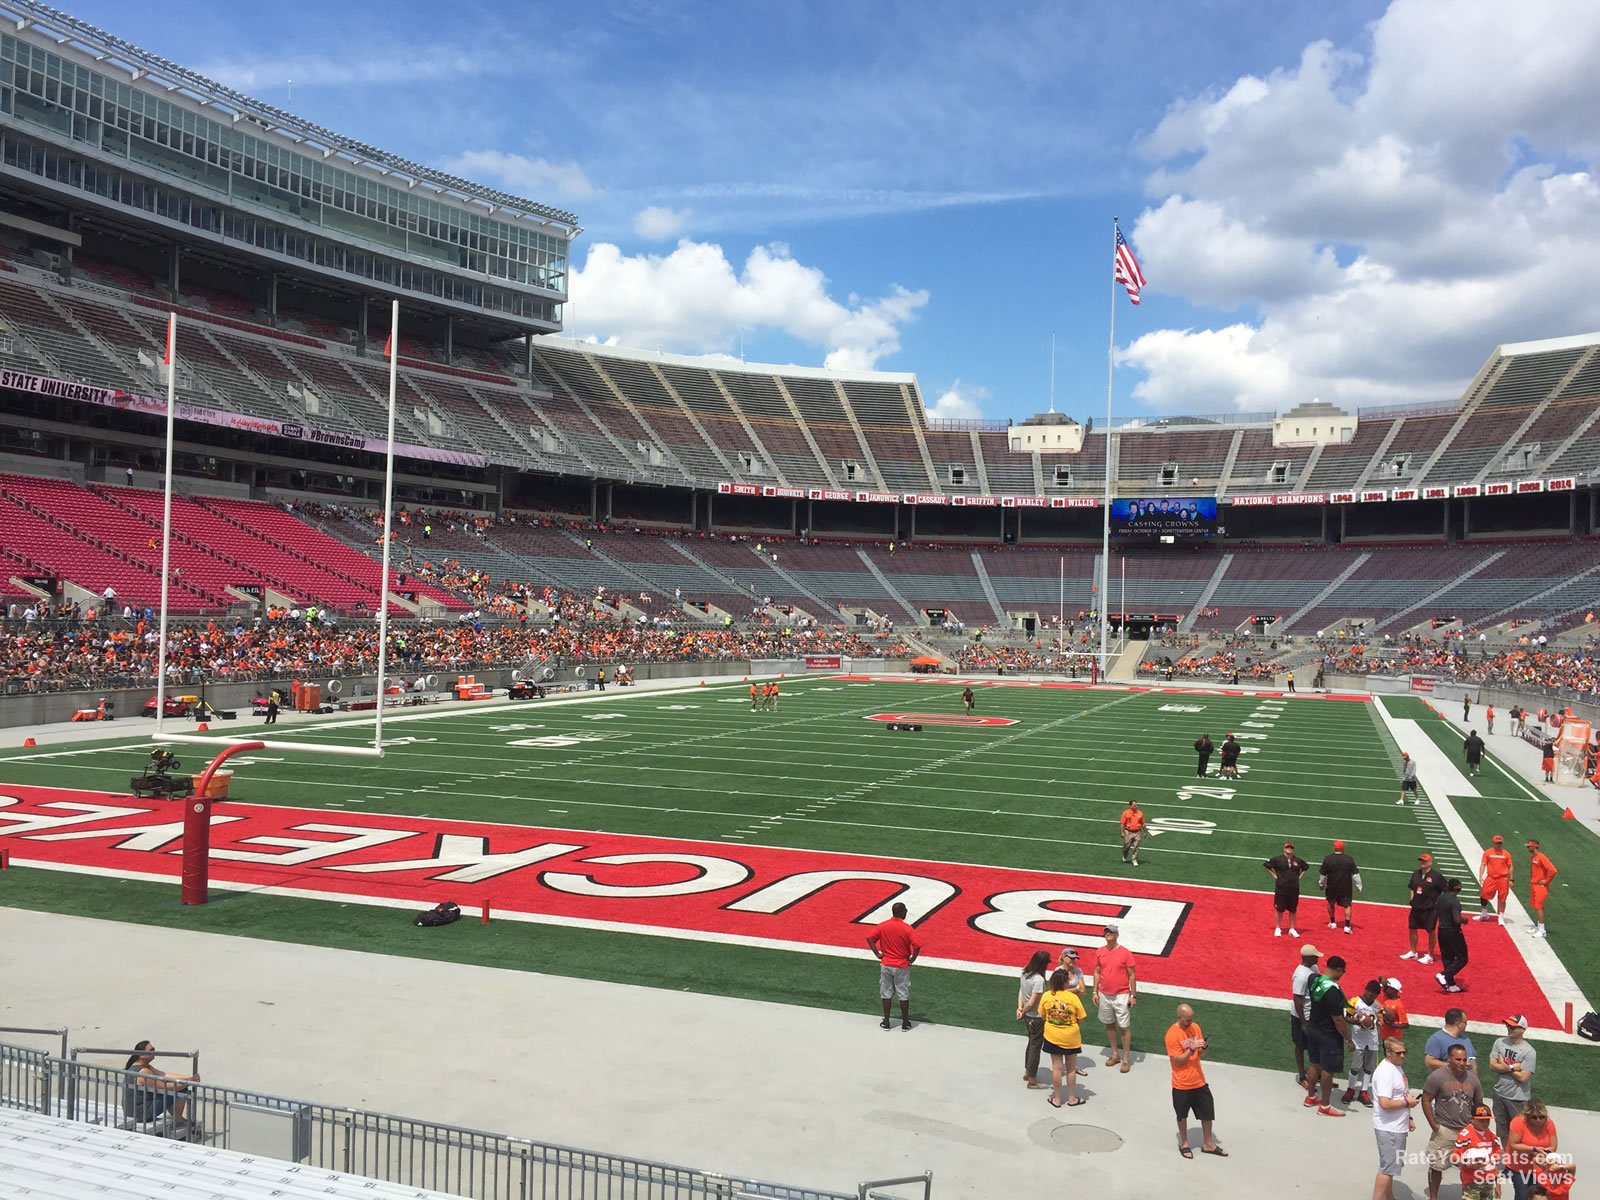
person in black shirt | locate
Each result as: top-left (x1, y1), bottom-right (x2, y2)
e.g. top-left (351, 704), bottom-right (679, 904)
top-left (1435, 879), bottom-right (1468, 993)
top-left (1318, 840), bottom-right (1362, 934)
top-left (1264, 840), bottom-right (1309, 938)
top-left (1193, 733), bottom-right (1214, 778)
top-left (1462, 730), bottom-right (1485, 777)
top-left (1400, 853), bottom-right (1444, 965)
top-left (1304, 955), bottom-right (1352, 1116)
top-left (1218, 733), bottom-right (1242, 779)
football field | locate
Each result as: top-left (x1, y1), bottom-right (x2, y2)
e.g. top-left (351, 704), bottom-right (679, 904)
top-left (2, 675), bottom-right (1596, 1104)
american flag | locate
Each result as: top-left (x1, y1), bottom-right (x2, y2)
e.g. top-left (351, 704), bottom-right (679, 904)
top-left (1114, 222), bottom-right (1147, 306)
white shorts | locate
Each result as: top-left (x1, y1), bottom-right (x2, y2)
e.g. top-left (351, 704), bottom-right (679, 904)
top-left (879, 965), bottom-right (911, 1001)
top-left (1097, 993), bottom-right (1132, 1028)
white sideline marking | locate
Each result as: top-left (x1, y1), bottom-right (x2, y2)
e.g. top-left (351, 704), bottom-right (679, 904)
top-left (1374, 698), bottom-right (1593, 1024)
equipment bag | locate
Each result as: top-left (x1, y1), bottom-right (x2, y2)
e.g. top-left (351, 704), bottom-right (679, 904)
top-left (1578, 1011), bottom-right (1600, 1042)
top-left (414, 901), bottom-right (462, 927)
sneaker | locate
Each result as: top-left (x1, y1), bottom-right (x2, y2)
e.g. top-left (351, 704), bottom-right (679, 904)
top-left (1445, 984), bottom-right (1465, 993)
top-left (1395, 798), bottom-right (1405, 805)
top-left (1359, 1090), bottom-right (1373, 1107)
top-left (879, 1018), bottom-right (891, 1029)
top-left (1303, 1095), bottom-right (1319, 1108)
top-left (1341, 1089), bottom-right (1356, 1104)
top-left (1317, 1106), bottom-right (1346, 1118)
top-left (1473, 913), bottom-right (1493, 922)
top-left (1399, 951), bottom-right (1418, 960)
top-left (1435, 972), bottom-right (1448, 986)
top-left (1328, 922), bottom-right (1337, 930)
top-left (1288, 928), bottom-right (1299, 937)
top-left (1343, 924), bottom-right (1353, 935)
top-left (1418, 955), bottom-right (1434, 965)
top-left (901, 1021), bottom-right (912, 1031)
top-left (1274, 928), bottom-right (1283, 937)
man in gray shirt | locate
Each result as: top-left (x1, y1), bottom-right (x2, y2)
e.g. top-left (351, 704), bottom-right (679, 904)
top-left (1487, 1015), bottom-right (1537, 1142)
top-left (1421, 1044), bottom-right (1484, 1200)
top-left (1397, 753), bottom-right (1420, 806)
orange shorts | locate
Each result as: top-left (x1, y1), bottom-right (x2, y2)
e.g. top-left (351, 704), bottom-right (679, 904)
top-left (1481, 879), bottom-right (1509, 904)
top-left (1530, 884), bottom-right (1549, 909)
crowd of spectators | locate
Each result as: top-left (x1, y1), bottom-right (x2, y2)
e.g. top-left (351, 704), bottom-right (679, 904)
top-left (1322, 641), bottom-right (1600, 698)
top-left (1139, 650), bottom-right (1283, 681)
top-left (0, 612), bottom-right (908, 695)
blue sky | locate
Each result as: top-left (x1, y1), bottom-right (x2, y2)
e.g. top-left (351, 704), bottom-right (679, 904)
top-left (67, 1), bottom-right (1600, 423)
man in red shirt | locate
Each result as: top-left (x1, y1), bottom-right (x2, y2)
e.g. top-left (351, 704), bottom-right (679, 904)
top-left (1120, 801), bottom-right (1147, 868)
top-left (1526, 841), bottom-right (1557, 938)
top-left (866, 901), bottom-right (922, 1031)
top-left (1476, 835), bottom-right (1514, 925)
top-left (1094, 924), bottom-right (1138, 1073)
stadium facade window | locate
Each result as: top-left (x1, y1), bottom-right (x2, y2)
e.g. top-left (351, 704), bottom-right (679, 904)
top-left (0, 33), bottom-right (569, 319)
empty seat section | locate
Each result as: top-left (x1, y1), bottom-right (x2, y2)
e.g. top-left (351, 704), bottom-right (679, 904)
top-left (978, 548), bottom-right (1099, 611)
top-left (875, 549), bottom-right (995, 622)
top-left (782, 376), bottom-right (870, 482)
top-left (1305, 418), bottom-right (1398, 489)
top-left (1205, 549), bottom-right (1349, 628)
top-left (589, 356), bottom-right (730, 481)
top-left (716, 370), bottom-right (830, 485)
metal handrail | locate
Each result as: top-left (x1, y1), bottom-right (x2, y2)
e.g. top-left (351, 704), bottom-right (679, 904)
top-left (0, 1026), bottom-right (67, 1060)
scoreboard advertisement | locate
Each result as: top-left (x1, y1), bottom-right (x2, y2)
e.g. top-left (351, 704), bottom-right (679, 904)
top-left (1110, 496), bottom-right (1218, 537)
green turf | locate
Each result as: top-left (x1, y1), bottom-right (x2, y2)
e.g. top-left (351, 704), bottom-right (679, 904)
top-left (2, 678), bottom-right (1596, 1107)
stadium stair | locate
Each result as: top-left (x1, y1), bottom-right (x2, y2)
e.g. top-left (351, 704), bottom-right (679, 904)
top-left (968, 430), bottom-right (992, 494)
top-left (1215, 430), bottom-right (1243, 495)
top-left (1353, 418), bottom-right (1407, 488)
top-left (1107, 639), bottom-right (1149, 681)
top-left (1280, 552), bottom-right (1371, 630)
top-left (1180, 553), bottom-right (1233, 632)
top-left (770, 378), bottom-right (843, 488)
top-left (854, 548), bottom-right (922, 623)
top-left (645, 365), bottom-right (742, 479)
top-left (834, 379), bottom-right (889, 491)
top-left (1373, 549), bottom-right (1506, 631)
top-left (1293, 442), bottom-right (1323, 488)
top-left (1412, 364), bottom-right (1495, 484)
top-left (969, 552), bottom-right (1008, 623)
top-left (1535, 397), bottom-right (1600, 474)
top-left (757, 550), bottom-right (845, 621)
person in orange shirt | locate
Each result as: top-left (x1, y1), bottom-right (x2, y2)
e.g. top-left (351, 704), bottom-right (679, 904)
top-left (1450, 1104), bottom-right (1502, 1200)
top-left (1525, 841), bottom-right (1557, 939)
top-left (1486, 705), bottom-right (1496, 735)
top-left (1166, 1004), bottom-right (1226, 1158)
top-left (1378, 978), bottom-right (1409, 1047)
top-left (1119, 800), bottom-right (1147, 868)
top-left (1476, 836), bottom-right (1515, 924)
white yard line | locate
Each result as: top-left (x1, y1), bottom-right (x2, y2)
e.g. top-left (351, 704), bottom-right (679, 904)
top-left (1374, 696), bottom-right (1594, 1028)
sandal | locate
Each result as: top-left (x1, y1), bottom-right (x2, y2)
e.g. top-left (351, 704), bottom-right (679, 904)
top-left (1066, 1098), bottom-right (1086, 1107)
top-left (1201, 1146), bottom-right (1229, 1157)
top-left (1178, 1145), bottom-right (1194, 1159)
top-left (1047, 1095), bottom-right (1063, 1108)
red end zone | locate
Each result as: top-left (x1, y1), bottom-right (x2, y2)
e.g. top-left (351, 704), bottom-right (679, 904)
top-left (0, 787), bottom-right (1556, 1029)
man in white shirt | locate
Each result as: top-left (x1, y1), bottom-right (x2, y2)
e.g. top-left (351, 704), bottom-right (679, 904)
top-left (1371, 1038), bottom-right (1418, 1200)
top-left (1290, 943), bottom-right (1320, 1091)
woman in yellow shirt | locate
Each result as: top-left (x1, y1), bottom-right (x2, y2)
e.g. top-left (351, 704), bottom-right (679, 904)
top-left (1039, 968), bottom-right (1089, 1108)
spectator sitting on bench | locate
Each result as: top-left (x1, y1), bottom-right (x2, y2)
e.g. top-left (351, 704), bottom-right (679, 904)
top-left (124, 1040), bottom-right (199, 1125)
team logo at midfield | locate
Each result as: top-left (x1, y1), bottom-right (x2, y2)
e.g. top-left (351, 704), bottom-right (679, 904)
top-left (865, 712), bottom-right (1018, 727)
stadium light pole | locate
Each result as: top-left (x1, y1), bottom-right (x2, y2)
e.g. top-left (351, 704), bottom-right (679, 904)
top-left (373, 299), bottom-right (399, 746)
top-left (153, 312), bottom-right (176, 738)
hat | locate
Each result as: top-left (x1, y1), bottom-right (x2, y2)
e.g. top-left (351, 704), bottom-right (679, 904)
top-left (1504, 1014), bottom-right (1528, 1029)
top-left (1472, 1104), bottom-right (1493, 1121)
top-left (1283, 841), bottom-right (1295, 850)
top-left (1526, 839), bottom-right (1541, 849)
top-left (1300, 944), bottom-right (1321, 958)
top-left (1060, 948), bottom-right (1080, 962)
top-left (1418, 853), bottom-right (1433, 862)
top-left (1103, 924), bottom-right (1119, 935)
top-left (1402, 752), bottom-right (1410, 759)
top-left (1383, 978), bottom-right (1402, 992)
top-left (1333, 839), bottom-right (1346, 850)
top-left (1492, 835), bottom-right (1504, 844)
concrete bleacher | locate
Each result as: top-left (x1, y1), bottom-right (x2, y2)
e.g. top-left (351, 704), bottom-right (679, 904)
top-left (1205, 547), bottom-right (1347, 628)
top-left (1285, 545), bottom-right (1496, 634)
top-left (977, 547), bottom-right (1099, 613)
top-left (1407, 540), bottom-right (1600, 626)
top-left (872, 549), bottom-right (998, 623)
top-left (1304, 417), bottom-right (1399, 489)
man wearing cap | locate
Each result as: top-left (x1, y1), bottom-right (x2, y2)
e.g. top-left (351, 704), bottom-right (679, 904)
top-left (1290, 943), bottom-right (1321, 1089)
top-left (1370, 1036), bottom-right (1419, 1200)
top-left (1218, 732), bottom-right (1241, 779)
top-left (1319, 839), bottom-right (1361, 934)
top-left (1093, 924), bottom-right (1137, 1073)
top-left (1477, 836), bottom-right (1515, 924)
top-left (1463, 729), bottom-right (1486, 777)
top-left (1398, 752), bottom-right (1421, 806)
top-left (1437, 879), bottom-right (1470, 993)
top-left (1488, 1015), bottom-right (1537, 1143)
top-left (1193, 731), bottom-right (1214, 778)
top-left (1378, 978), bottom-right (1409, 1048)
top-left (1264, 841), bottom-right (1309, 938)
top-left (1451, 1103), bottom-right (1503, 1200)
top-left (1423, 1043), bottom-right (1485, 1200)
top-left (1119, 799), bottom-right (1147, 868)
top-left (1402, 852), bottom-right (1446, 965)
top-left (1526, 840), bottom-right (1557, 938)
top-left (1305, 955), bottom-right (1353, 1116)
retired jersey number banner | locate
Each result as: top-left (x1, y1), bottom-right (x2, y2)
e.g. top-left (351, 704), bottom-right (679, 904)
top-left (0, 787), bottom-right (1557, 1027)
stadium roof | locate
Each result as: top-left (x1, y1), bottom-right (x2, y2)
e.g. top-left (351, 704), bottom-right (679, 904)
top-left (537, 334), bottom-right (918, 385)
top-left (1, 0), bottom-right (580, 232)
top-left (1497, 331), bottom-right (1600, 358)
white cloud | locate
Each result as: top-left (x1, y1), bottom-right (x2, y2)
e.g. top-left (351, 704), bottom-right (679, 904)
top-left (445, 151), bottom-right (595, 201)
top-left (1122, 0), bottom-right (1600, 413)
top-left (924, 380), bottom-right (989, 421)
top-left (632, 206), bottom-right (692, 240)
top-left (568, 240), bottom-right (927, 371)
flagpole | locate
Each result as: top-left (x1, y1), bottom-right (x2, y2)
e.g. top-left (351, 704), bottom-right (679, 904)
top-left (1058, 553), bottom-right (1064, 654)
top-left (373, 300), bottom-right (399, 747)
top-left (154, 312), bottom-right (176, 738)
top-left (1099, 218), bottom-right (1116, 673)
